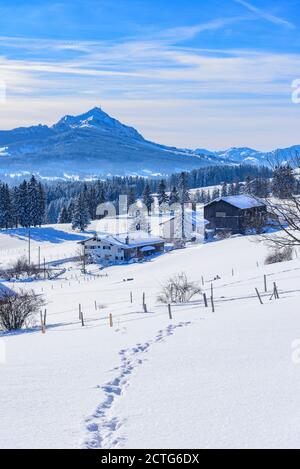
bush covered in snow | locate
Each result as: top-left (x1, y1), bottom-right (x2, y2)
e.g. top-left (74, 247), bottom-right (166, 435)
top-left (264, 247), bottom-right (293, 265)
top-left (157, 272), bottom-right (202, 304)
top-left (0, 290), bottom-right (44, 331)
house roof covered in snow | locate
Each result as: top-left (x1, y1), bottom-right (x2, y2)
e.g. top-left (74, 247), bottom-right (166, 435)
top-left (207, 195), bottom-right (266, 210)
top-left (80, 231), bottom-right (164, 249)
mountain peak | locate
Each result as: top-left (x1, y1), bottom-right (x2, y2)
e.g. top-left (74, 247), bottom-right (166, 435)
top-left (54, 106), bottom-right (144, 140)
top-left (56, 106), bottom-right (109, 126)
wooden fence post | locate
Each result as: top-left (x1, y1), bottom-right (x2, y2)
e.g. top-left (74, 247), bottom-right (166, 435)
top-left (81, 310), bottom-right (85, 327)
top-left (130, 292), bottom-right (133, 304)
top-left (109, 313), bottom-right (113, 328)
top-left (79, 304), bottom-right (82, 320)
top-left (264, 275), bottom-right (267, 293)
top-left (168, 304), bottom-right (173, 320)
top-left (274, 282), bottom-right (280, 299)
top-left (255, 288), bottom-right (263, 305)
top-left (43, 309), bottom-right (47, 328)
top-left (211, 295), bottom-right (215, 313)
top-left (40, 311), bottom-right (45, 334)
top-left (203, 293), bottom-right (208, 308)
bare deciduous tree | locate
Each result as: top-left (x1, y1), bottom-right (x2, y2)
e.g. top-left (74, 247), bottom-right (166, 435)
top-left (157, 272), bottom-right (202, 304)
top-left (0, 290), bottom-right (45, 331)
top-left (264, 247), bottom-right (294, 265)
top-left (259, 151), bottom-right (300, 248)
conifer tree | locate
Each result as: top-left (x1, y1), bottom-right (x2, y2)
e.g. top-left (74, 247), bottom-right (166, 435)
top-left (58, 206), bottom-right (69, 224)
top-left (72, 192), bottom-right (91, 231)
top-left (142, 182), bottom-right (154, 215)
top-left (157, 179), bottom-right (169, 206)
top-left (169, 186), bottom-right (180, 206)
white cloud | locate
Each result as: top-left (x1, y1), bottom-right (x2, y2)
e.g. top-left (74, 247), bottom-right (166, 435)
top-left (234, 0), bottom-right (294, 29)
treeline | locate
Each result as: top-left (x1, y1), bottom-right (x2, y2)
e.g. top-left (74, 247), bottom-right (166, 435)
top-left (0, 164), bottom-right (275, 229)
top-left (0, 176), bottom-right (46, 229)
top-left (46, 164), bottom-right (273, 225)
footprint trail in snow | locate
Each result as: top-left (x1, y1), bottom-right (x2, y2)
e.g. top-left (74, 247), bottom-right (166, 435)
top-left (81, 321), bottom-right (191, 449)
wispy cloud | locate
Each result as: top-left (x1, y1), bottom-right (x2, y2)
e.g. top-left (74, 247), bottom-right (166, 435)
top-left (234, 0), bottom-right (295, 29)
top-left (0, 27), bottom-right (299, 96)
top-left (0, 13), bottom-right (299, 149)
top-left (157, 17), bottom-right (245, 42)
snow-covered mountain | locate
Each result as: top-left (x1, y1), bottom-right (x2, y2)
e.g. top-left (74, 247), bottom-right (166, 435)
top-left (0, 107), bottom-right (298, 180)
top-left (195, 146), bottom-right (300, 166)
top-left (0, 107), bottom-right (227, 180)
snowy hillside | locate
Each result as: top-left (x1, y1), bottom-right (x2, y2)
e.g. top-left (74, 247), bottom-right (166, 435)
top-left (1, 227), bottom-right (300, 448)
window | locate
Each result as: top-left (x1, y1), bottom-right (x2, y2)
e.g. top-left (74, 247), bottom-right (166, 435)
top-left (216, 212), bottom-right (226, 218)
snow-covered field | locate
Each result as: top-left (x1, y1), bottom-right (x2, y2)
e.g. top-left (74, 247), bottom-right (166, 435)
top-left (0, 224), bottom-right (92, 268)
top-left (1, 225), bottom-right (300, 449)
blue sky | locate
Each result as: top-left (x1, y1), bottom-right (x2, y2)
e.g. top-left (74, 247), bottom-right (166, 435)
top-left (0, 0), bottom-right (299, 150)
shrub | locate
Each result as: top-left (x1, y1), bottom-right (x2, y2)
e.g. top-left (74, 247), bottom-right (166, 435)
top-left (215, 230), bottom-right (232, 240)
top-left (157, 272), bottom-right (202, 304)
top-left (264, 247), bottom-right (293, 265)
top-left (0, 290), bottom-right (44, 331)
top-left (0, 257), bottom-right (39, 280)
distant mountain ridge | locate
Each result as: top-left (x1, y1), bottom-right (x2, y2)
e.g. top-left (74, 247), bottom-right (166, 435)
top-left (195, 146), bottom-right (300, 166)
top-left (0, 107), bottom-right (298, 180)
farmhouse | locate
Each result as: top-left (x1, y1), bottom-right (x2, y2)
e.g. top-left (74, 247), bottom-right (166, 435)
top-left (79, 231), bottom-right (165, 263)
top-left (204, 195), bottom-right (267, 236)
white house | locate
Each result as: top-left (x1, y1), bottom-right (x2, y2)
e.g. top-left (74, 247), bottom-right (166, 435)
top-left (159, 210), bottom-right (209, 242)
top-left (79, 231), bottom-right (165, 264)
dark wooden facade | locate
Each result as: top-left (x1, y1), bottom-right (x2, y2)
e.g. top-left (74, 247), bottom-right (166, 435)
top-left (204, 199), bottom-right (267, 235)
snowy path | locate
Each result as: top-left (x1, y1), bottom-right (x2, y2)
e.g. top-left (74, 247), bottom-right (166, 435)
top-left (82, 322), bottom-right (191, 449)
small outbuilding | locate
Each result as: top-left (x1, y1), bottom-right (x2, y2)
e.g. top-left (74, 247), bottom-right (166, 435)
top-left (204, 195), bottom-right (267, 236)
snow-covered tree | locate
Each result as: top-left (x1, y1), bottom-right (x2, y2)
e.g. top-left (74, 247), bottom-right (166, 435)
top-left (127, 187), bottom-right (136, 210)
top-left (0, 183), bottom-right (11, 228)
top-left (17, 181), bottom-right (30, 228)
top-left (169, 186), bottom-right (179, 206)
top-left (157, 179), bottom-right (169, 207)
top-left (221, 182), bottom-right (228, 197)
top-left (72, 193), bottom-right (91, 231)
top-left (57, 206), bottom-right (69, 224)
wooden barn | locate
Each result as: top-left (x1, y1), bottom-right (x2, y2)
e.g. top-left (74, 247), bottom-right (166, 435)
top-left (204, 195), bottom-right (267, 236)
